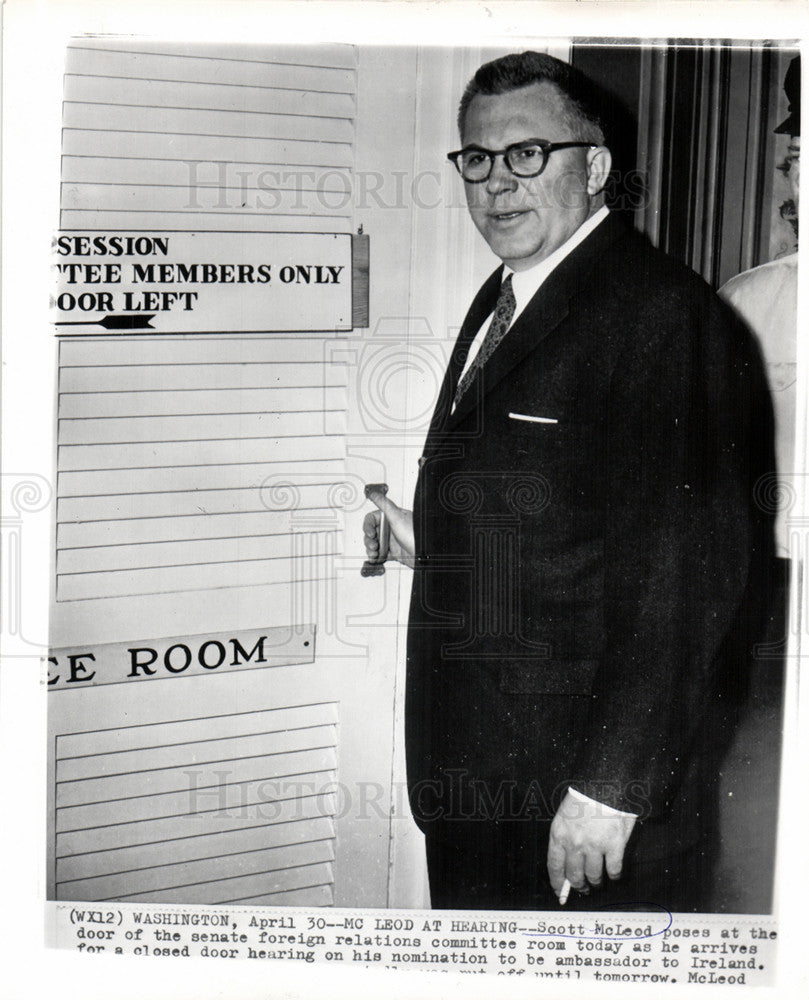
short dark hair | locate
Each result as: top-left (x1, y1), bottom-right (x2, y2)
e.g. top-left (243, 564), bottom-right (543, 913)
top-left (458, 51), bottom-right (607, 145)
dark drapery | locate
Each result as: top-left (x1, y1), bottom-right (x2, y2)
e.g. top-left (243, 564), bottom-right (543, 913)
top-left (573, 40), bottom-right (797, 288)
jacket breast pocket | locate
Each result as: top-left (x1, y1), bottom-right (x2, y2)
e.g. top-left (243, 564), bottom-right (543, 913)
top-left (501, 418), bottom-right (602, 507)
top-left (503, 415), bottom-right (598, 472)
top-left (504, 415), bottom-right (596, 447)
top-left (499, 659), bottom-right (600, 695)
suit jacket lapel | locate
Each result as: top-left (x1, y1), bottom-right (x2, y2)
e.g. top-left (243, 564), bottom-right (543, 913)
top-left (449, 213), bottom-right (628, 427)
top-left (422, 264), bottom-right (504, 451)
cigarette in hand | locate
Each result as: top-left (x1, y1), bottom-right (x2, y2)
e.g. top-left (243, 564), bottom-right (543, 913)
top-left (559, 878), bottom-right (571, 906)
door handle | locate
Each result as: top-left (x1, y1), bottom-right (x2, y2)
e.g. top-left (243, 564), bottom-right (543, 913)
top-left (361, 482), bottom-right (390, 577)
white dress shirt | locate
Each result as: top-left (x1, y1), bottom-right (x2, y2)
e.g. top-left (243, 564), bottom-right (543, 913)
top-left (719, 253), bottom-right (797, 559)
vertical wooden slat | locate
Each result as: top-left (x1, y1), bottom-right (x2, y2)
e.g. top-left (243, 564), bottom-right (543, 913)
top-left (635, 44), bottom-right (669, 247)
top-left (696, 44), bottom-right (726, 283)
top-left (688, 44), bottom-right (709, 276)
top-left (739, 47), bottom-right (765, 273)
top-left (351, 232), bottom-right (370, 328)
top-left (748, 46), bottom-right (777, 267)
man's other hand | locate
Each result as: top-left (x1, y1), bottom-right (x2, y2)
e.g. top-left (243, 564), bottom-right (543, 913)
top-left (363, 492), bottom-right (416, 569)
top-left (547, 790), bottom-right (637, 899)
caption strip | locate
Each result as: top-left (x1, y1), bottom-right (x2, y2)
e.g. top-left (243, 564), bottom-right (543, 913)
top-left (51, 905), bottom-right (776, 985)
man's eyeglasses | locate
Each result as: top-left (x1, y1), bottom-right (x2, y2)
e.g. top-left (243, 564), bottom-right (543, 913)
top-left (447, 139), bottom-right (597, 183)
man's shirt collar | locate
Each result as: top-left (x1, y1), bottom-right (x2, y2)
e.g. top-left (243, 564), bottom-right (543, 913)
top-left (504, 205), bottom-right (610, 320)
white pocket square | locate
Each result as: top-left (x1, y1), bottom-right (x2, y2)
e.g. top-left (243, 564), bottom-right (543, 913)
top-left (508, 412), bottom-right (558, 425)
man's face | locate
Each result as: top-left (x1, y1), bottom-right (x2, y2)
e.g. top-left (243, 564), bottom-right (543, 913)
top-left (461, 82), bottom-right (600, 271)
top-left (788, 136), bottom-right (800, 208)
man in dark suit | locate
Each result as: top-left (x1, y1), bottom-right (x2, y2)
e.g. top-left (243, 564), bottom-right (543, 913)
top-left (364, 51), bottom-right (772, 912)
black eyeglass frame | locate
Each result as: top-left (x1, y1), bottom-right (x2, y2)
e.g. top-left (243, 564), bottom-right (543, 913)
top-left (447, 138), bottom-right (597, 182)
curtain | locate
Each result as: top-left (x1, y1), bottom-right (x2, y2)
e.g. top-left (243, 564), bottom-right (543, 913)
top-left (573, 40), bottom-right (796, 289)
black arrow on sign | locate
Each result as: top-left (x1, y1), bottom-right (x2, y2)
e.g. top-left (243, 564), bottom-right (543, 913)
top-left (54, 314), bottom-right (157, 331)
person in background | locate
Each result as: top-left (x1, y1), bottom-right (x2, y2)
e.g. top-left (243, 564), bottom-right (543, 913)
top-left (720, 54), bottom-right (799, 650)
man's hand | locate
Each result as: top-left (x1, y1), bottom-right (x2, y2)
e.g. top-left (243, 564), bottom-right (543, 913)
top-left (363, 491), bottom-right (416, 569)
top-left (547, 791), bottom-right (637, 899)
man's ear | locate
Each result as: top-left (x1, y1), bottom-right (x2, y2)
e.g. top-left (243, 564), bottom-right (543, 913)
top-left (585, 146), bottom-right (612, 196)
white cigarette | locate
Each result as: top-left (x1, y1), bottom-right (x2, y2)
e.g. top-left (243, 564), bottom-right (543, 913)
top-left (559, 878), bottom-right (571, 906)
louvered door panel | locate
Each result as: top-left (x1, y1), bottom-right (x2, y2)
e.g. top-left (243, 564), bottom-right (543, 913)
top-left (54, 698), bottom-right (339, 904)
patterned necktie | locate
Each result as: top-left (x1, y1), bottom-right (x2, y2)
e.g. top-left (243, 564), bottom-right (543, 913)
top-left (453, 273), bottom-right (516, 407)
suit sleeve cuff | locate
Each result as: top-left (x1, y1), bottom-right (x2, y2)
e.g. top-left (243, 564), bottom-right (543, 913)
top-left (567, 786), bottom-right (639, 818)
